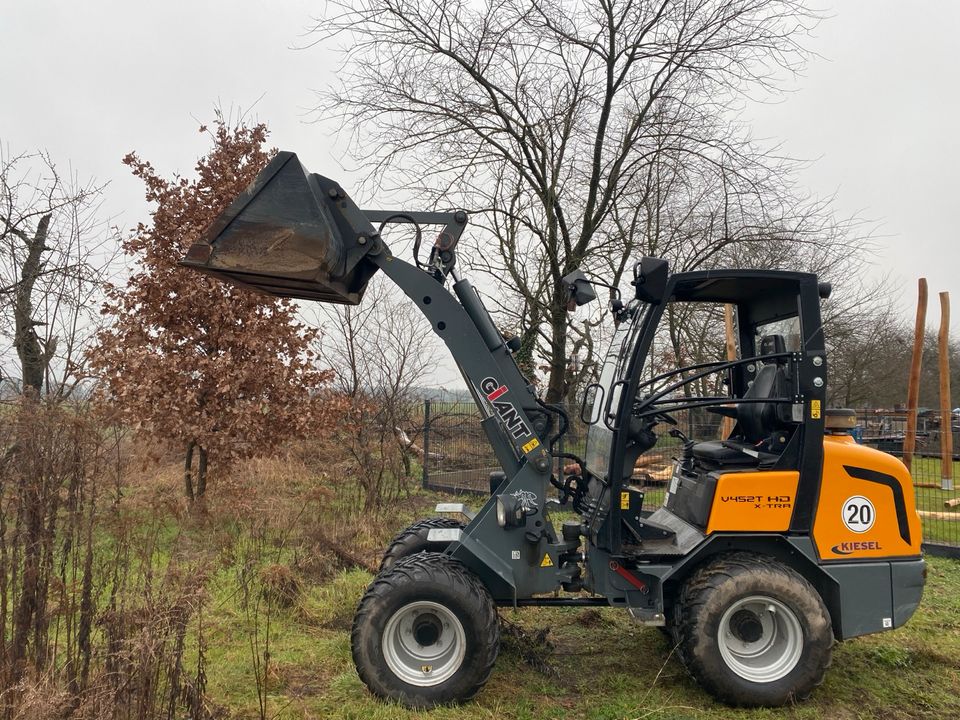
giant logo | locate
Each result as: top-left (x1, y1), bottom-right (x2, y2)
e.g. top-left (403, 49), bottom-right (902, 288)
top-left (480, 377), bottom-right (529, 440)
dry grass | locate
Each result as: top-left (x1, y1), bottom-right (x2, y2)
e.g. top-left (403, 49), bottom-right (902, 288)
top-left (9, 411), bottom-right (954, 720)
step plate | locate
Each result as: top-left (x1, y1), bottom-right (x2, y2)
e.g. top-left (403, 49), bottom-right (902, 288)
top-left (629, 507), bottom-right (705, 557)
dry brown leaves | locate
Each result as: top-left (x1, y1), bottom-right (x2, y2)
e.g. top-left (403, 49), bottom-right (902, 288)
top-left (88, 115), bottom-right (345, 484)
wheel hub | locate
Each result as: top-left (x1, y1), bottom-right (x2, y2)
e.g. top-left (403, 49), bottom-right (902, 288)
top-left (730, 609), bottom-right (764, 644)
top-left (382, 600), bottom-right (467, 687)
top-left (718, 595), bottom-right (803, 683)
top-left (413, 613), bottom-right (443, 647)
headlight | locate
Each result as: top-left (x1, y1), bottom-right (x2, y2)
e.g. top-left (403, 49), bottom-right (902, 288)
top-left (496, 496), bottom-right (508, 527)
top-left (496, 495), bottom-right (524, 527)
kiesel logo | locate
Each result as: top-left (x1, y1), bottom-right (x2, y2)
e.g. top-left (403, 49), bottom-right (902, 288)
top-left (831, 540), bottom-right (883, 555)
top-left (480, 377), bottom-right (530, 440)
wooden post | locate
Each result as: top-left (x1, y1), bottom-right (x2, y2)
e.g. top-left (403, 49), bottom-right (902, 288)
top-left (721, 303), bottom-right (737, 438)
top-left (903, 279), bottom-right (927, 472)
top-left (918, 510), bottom-right (960, 522)
top-left (939, 292), bottom-right (953, 490)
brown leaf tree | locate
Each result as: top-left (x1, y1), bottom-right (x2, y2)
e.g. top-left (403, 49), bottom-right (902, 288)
top-left (90, 116), bottom-right (336, 500)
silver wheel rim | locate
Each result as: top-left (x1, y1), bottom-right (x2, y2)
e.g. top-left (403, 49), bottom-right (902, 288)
top-left (382, 601), bottom-right (466, 687)
top-left (718, 595), bottom-right (803, 683)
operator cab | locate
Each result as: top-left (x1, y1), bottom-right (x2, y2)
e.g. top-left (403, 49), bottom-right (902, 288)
top-left (569, 260), bottom-right (831, 554)
top-left (690, 332), bottom-right (794, 469)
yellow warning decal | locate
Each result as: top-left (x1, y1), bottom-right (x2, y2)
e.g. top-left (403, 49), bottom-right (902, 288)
top-left (620, 491), bottom-right (630, 510)
top-left (522, 437), bottom-right (541, 454)
top-left (811, 400), bottom-right (821, 419)
top-left (540, 553), bottom-right (553, 568)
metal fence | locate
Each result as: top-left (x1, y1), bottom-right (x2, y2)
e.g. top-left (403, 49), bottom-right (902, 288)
top-left (421, 400), bottom-right (960, 556)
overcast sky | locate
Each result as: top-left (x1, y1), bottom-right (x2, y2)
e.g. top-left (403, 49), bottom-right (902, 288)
top-left (3, 1), bottom-right (958, 351)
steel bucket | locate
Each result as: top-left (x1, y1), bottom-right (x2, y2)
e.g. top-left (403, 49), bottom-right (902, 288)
top-left (180, 151), bottom-right (379, 304)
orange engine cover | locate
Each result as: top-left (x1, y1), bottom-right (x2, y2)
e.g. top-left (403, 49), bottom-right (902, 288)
top-left (812, 435), bottom-right (922, 560)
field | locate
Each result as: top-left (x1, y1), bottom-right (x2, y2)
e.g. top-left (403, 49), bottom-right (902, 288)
top-left (3, 409), bottom-right (958, 720)
top-left (187, 490), bottom-right (960, 720)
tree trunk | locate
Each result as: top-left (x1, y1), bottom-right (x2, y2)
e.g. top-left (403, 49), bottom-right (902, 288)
top-left (903, 279), bottom-right (928, 471)
top-left (196, 446), bottom-right (208, 499)
top-left (11, 472), bottom-right (43, 678)
top-left (544, 301), bottom-right (568, 403)
top-left (76, 474), bottom-right (96, 695)
top-left (13, 213), bottom-right (54, 395)
top-left (184, 441), bottom-right (196, 501)
top-left (33, 484), bottom-right (61, 669)
top-left (938, 292), bottom-right (953, 490)
top-left (515, 325), bottom-right (539, 381)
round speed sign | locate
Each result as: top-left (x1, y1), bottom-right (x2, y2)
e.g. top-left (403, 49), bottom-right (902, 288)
top-left (841, 495), bottom-right (876, 534)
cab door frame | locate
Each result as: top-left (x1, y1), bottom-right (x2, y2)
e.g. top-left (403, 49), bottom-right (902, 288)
top-left (598, 270), bottom-right (828, 554)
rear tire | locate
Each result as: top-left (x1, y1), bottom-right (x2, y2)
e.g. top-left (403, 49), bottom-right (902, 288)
top-left (676, 553), bottom-right (832, 707)
top-left (379, 517), bottom-right (465, 573)
top-left (352, 552), bottom-right (499, 708)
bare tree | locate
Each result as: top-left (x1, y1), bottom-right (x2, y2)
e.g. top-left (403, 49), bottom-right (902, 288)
top-left (313, 0), bottom-right (836, 401)
top-left (826, 303), bottom-right (909, 408)
top-left (0, 148), bottom-right (113, 398)
top-left (310, 275), bottom-right (439, 508)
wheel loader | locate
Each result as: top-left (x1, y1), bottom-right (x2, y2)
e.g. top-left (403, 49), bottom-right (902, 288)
top-left (181, 151), bottom-right (926, 708)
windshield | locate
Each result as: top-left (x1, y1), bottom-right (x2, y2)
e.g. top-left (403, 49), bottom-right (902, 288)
top-left (582, 301), bottom-right (650, 480)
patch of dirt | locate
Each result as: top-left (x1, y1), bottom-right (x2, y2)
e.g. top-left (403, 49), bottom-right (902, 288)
top-left (269, 661), bottom-right (336, 698)
top-left (499, 615), bottom-right (559, 679)
top-left (574, 608), bottom-right (605, 627)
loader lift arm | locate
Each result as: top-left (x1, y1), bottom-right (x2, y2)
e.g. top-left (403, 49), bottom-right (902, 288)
top-left (360, 213), bottom-right (582, 600)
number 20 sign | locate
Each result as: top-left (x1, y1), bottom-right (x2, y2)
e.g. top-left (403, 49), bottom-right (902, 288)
top-left (842, 495), bottom-right (876, 534)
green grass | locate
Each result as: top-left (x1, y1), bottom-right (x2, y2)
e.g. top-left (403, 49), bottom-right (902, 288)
top-left (120, 450), bottom-right (957, 720)
top-left (197, 543), bottom-right (960, 720)
top-left (910, 455), bottom-right (960, 481)
top-left (915, 487), bottom-right (960, 544)
top-left (910, 456), bottom-right (960, 544)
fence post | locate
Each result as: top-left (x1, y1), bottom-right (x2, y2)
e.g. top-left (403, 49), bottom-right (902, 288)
top-left (939, 292), bottom-right (953, 491)
top-left (422, 398), bottom-right (431, 490)
top-left (903, 278), bottom-right (927, 472)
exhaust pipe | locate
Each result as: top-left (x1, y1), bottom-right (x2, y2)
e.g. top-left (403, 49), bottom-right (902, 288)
top-left (180, 151), bottom-right (380, 305)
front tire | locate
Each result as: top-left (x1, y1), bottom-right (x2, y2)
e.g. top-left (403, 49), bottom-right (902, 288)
top-left (379, 517), bottom-right (465, 573)
top-left (352, 552), bottom-right (499, 708)
top-left (676, 553), bottom-right (833, 707)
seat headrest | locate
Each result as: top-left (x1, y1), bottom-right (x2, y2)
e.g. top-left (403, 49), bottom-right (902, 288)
top-left (760, 334), bottom-right (786, 360)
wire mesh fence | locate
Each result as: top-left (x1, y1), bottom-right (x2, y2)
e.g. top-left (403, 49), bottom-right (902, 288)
top-left (421, 400), bottom-right (960, 554)
top-left (420, 397), bottom-right (501, 494)
top-left (853, 409), bottom-right (959, 555)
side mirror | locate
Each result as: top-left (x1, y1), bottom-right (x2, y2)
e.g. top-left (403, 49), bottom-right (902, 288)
top-left (631, 257), bottom-right (669, 303)
top-left (561, 269), bottom-right (598, 310)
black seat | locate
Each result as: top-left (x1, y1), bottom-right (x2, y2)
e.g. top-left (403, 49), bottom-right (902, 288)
top-left (737, 334), bottom-right (791, 442)
top-left (692, 334), bottom-right (791, 467)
